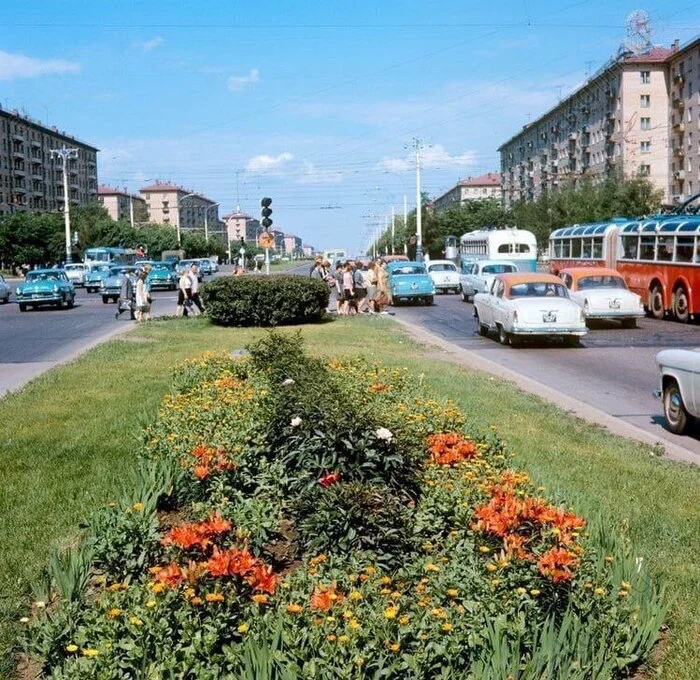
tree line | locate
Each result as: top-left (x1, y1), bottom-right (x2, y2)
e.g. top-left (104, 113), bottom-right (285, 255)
top-left (376, 174), bottom-right (665, 258)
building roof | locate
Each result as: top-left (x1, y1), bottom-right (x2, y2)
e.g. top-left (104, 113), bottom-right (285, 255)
top-left (222, 211), bottom-right (254, 220)
top-left (624, 46), bottom-right (675, 64)
top-left (139, 181), bottom-right (216, 204)
top-left (98, 185), bottom-right (144, 200)
top-left (459, 172), bottom-right (501, 187)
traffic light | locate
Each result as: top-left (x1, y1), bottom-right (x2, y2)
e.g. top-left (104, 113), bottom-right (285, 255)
top-left (261, 197), bottom-right (273, 229)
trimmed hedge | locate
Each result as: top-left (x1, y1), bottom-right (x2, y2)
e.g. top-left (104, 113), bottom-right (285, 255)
top-left (201, 275), bottom-right (329, 327)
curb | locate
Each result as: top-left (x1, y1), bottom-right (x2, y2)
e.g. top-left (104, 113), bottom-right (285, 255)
top-left (392, 316), bottom-right (700, 467)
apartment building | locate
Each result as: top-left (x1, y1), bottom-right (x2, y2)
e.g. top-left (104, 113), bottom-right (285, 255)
top-left (283, 233), bottom-right (302, 256)
top-left (222, 210), bottom-right (261, 245)
top-left (433, 172), bottom-right (502, 211)
top-left (0, 105), bottom-right (98, 218)
top-left (98, 185), bottom-right (147, 224)
top-left (140, 181), bottom-right (220, 234)
top-left (499, 46), bottom-right (674, 206)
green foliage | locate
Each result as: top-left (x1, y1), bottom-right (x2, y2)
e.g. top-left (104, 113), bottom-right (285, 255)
top-left (45, 544), bottom-right (93, 604)
top-left (0, 212), bottom-right (66, 268)
top-left (201, 276), bottom-right (330, 327)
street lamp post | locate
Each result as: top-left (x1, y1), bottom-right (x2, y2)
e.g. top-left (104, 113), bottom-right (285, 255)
top-left (177, 192), bottom-right (198, 247)
top-left (203, 202), bottom-right (219, 242)
top-left (50, 144), bottom-right (78, 264)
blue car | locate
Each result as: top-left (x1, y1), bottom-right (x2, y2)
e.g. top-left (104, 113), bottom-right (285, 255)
top-left (387, 261), bottom-right (436, 306)
top-left (146, 262), bottom-right (177, 290)
top-left (101, 266), bottom-right (140, 304)
top-left (16, 269), bottom-right (75, 311)
top-left (84, 264), bottom-right (112, 293)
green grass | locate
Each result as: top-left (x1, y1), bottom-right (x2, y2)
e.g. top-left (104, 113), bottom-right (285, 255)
top-left (0, 316), bottom-right (698, 678)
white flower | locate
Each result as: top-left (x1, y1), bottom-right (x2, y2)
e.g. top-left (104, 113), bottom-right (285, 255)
top-left (34, 601), bottom-right (46, 609)
top-left (19, 617), bottom-right (30, 624)
top-left (290, 416), bottom-right (302, 428)
top-left (282, 378), bottom-right (295, 386)
top-left (375, 427), bottom-right (393, 442)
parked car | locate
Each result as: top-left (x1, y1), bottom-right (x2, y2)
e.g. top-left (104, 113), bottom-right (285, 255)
top-left (427, 260), bottom-right (460, 294)
top-left (101, 266), bottom-right (140, 304)
top-left (146, 262), bottom-right (177, 290)
top-left (63, 263), bottom-right (88, 287)
top-left (175, 260), bottom-right (203, 282)
top-left (655, 349), bottom-right (700, 434)
top-left (459, 260), bottom-right (518, 302)
top-left (384, 255), bottom-right (409, 263)
top-left (473, 273), bottom-right (588, 347)
top-left (15, 269), bottom-right (75, 311)
top-left (558, 267), bottom-right (645, 328)
top-left (387, 261), bottom-right (435, 305)
top-left (0, 274), bottom-right (10, 303)
top-left (84, 264), bottom-right (112, 293)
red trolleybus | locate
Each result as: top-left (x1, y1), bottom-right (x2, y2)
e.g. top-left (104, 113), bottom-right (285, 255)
top-left (549, 216), bottom-right (700, 322)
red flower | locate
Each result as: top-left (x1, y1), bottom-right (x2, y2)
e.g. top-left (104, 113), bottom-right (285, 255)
top-left (426, 433), bottom-right (479, 466)
top-left (248, 564), bottom-right (278, 594)
top-left (310, 585), bottom-right (343, 611)
top-left (154, 562), bottom-right (184, 587)
top-left (202, 512), bottom-right (232, 536)
top-left (206, 548), bottom-right (232, 577)
top-left (228, 549), bottom-right (257, 577)
top-left (319, 471), bottom-right (341, 488)
top-left (537, 547), bottom-right (579, 583)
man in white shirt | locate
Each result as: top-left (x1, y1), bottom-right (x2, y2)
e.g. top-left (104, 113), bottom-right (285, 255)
top-left (190, 263), bottom-right (205, 313)
top-left (176, 268), bottom-right (193, 317)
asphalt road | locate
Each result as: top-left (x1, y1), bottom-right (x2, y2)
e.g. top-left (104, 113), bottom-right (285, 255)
top-left (391, 292), bottom-right (700, 460)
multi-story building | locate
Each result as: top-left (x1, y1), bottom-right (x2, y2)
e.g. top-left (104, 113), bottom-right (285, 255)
top-left (432, 173), bottom-right (502, 211)
top-left (139, 181), bottom-right (220, 235)
top-left (0, 105), bottom-right (98, 218)
top-left (302, 244), bottom-right (315, 257)
top-left (283, 233), bottom-right (302, 257)
top-left (222, 210), bottom-right (261, 245)
top-left (98, 185), bottom-right (148, 224)
top-left (499, 45), bottom-right (677, 206)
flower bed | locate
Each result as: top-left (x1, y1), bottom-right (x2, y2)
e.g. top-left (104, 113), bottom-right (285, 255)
top-left (23, 333), bottom-right (665, 678)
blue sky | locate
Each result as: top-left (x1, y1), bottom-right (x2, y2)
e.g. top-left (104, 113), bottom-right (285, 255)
top-left (1, 1), bottom-right (699, 252)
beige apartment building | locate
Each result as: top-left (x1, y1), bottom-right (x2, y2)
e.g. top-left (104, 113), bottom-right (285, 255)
top-left (499, 45), bottom-right (685, 207)
top-left (98, 185), bottom-right (147, 224)
top-left (433, 172), bottom-right (502, 211)
top-left (222, 210), bottom-right (261, 245)
top-left (0, 105), bottom-right (98, 218)
top-left (283, 234), bottom-right (302, 256)
top-left (140, 181), bottom-right (220, 235)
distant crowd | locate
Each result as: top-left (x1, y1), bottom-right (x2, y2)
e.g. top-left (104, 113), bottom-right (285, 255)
top-left (310, 257), bottom-right (392, 315)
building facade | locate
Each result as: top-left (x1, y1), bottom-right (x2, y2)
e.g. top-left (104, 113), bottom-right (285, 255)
top-left (499, 46), bottom-right (680, 207)
top-left (433, 172), bottom-right (502, 211)
top-left (140, 181), bottom-right (220, 234)
top-left (222, 211), bottom-right (261, 245)
top-left (283, 234), bottom-right (302, 257)
top-left (0, 106), bottom-right (98, 218)
top-left (98, 185), bottom-right (147, 224)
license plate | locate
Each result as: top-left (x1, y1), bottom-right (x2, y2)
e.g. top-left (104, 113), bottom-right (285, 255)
top-left (542, 311), bottom-right (557, 322)
top-left (609, 299), bottom-right (621, 309)
top-left (32, 294), bottom-right (41, 299)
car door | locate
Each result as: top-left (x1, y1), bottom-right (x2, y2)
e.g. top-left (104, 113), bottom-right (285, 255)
top-left (477, 278), bottom-right (497, 327)
top-left (465, 263), bottom-right (478, 296)
top-left (491, 280), bottom-right (507, 328)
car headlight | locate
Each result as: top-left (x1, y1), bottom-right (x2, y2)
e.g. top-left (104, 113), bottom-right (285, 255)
top-left (100, 281), bottom-right (105, 288)
top-left (52, 284), bottom-right (59, 293)
top-left (579, 308), bottom-right (586, 323)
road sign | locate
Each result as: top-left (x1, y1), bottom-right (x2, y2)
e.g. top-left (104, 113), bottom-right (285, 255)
top-left (258, 232), bottom-right (275, 248)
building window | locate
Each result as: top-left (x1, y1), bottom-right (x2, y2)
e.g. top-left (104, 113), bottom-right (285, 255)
top-left (640, 117), bottom-right (651, 130)
top-left (641, 141), bottom-right (651, 153)
top-left (640, 95), bottom-right (650, 108)
top-left (639, 164), bottom-right (651, 176)
top-left (640, 71), bottom-right (650, 84)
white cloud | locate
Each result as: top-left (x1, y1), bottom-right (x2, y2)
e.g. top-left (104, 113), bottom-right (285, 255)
top-left (378, 144), bottom-right (477, 173)
top-left (227, 68), bottom-right (260, 92)
top-left (133, 36), bottom-right (163, 52)
top-left (0, 50), bottom-right (80, 81)
top-left (246, 152), bottom-right (294, 174)
top-left (296, 161), bottom-right (343, 185)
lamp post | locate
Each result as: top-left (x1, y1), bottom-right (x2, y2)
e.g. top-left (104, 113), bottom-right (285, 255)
top-left (203, 202), bottom-right (219, 242)
top-left (177, 192), bottom-right (198, 247)
top-left (50, 144), bottom-right (78, 264)
top-left (383, 170), bottom-right (408, 257)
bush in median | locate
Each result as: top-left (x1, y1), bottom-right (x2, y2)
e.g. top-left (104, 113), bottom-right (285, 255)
top-left (201, 275), bottom-right (329, 327)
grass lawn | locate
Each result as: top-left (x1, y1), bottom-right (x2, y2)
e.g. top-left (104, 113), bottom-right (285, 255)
top-left (0, 316), bottom-right (698, 678)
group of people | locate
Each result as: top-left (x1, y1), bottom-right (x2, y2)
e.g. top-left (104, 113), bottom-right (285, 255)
top-left (310, 257), bottom-right (391, 315)
top-left (176, 263), bottom-right (205, 317)
top-left (115, 269), bottom-right (152, 322)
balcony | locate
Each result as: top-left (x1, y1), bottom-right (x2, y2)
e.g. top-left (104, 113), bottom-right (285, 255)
top-left (11, 132), bottom-right (24, 142)
top-left (674, 72), bottom-right (685, 85)
top-left (607, 112), bottom-right (616, 121)
top-left (70, 182), bottom-right (79, 190)
top-left (569, 133), bottom-right (578, 141)
top-left (673, 147), bottom-right (685, 158)
top-left (12, 149), bottom-right (25, 159)
top-left (673, 122), bottom-right (686, 132)
top-left (674, 170), bottom-right (686, 180)
top-left (673, 97), bottom-right (685, 110)
top-left (14, 185), bottom-right (27, 194)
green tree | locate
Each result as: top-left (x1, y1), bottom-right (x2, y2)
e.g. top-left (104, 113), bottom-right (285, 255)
top-left (0, 213), bottom-right (65, 269)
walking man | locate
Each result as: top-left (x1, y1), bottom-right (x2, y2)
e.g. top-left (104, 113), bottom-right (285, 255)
top-left (176, 267), bottom-right (193, 317)
top-left (190, 263), bottom-right (205, 314)
top-left (115, 268), bottom-right (135, 320)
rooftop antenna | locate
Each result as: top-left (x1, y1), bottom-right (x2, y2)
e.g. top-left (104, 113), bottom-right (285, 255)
top-left (624, 10), bottom-right (652, 55)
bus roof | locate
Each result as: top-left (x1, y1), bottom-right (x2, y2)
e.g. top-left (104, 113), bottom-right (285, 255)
top-left (552, 216), bottom-right (700, 239)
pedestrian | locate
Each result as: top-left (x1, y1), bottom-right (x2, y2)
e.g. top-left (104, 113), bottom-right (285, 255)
top-left (310, 259), bottom-right (328, 282)
top-left (309, 256), bottom-right (322, 277)
top-left (176, 267), bottom-right (193, 317)
top-left (135, 270), bottom-right (152, 322)
top-left (115, 268), bottom-right (135, 320)
top-left (334, 262), bottom-right (345, 314)
top-left (342, 262), bottom-right (355, 315)
top-left (190, 263), bottom-right (205, 313)
top-left (375, 258), bottom-right (390, 310)
top-left (353, 261), bottom-right (367, 313)
top-left (366, 261), bottom-right (378, 313)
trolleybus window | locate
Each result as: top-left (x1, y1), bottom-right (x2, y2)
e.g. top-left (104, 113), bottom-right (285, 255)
top-left (571, 238), bottom-right (582, 258)
top-left (592, 238), bottom-right (603, 259)
top-left (622, 236), bottom-right (638, 259)
top-left (676, 237), bottom-right (695, 263)
top-left (657, 236), bottom-right (673, 261)
top-left (639, 236), bottom-right (655, 260)
top-left (582, 239), bottom-right (592, 258)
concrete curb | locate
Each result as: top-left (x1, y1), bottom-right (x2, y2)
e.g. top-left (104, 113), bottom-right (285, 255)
top-left (392, 315), bottom-right (700, 467)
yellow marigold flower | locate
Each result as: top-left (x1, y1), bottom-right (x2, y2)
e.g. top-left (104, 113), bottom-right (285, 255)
top-left (343, 610), bottom-right (353, 619)
top-left (447, 588), bottom-right (459, 598)
top-left (621, 581), bottom-right (631, 590)
top-left (349, 619), bottom-right (361, 631)
top-left (380, 588), bottom-right (392, 595)
top-left (287, 604), bottom-right (303, 615)
top-left (389, 642), bottom-right (400, 652)
top-left (364, 566), bottom-right (376, 575)
top-left (238, 623), bottom-right (249, 634)
top-left (486, 564), bottom-right (498, 573)
top-left (191, 597), bottom-right (203, 605)
top-left (515, 588), bottom-right (527, 596)
top-left (604, 555), bottom-right (614, 564)
top-left (380, 576), bottom-right (392, 585)
top-left (251, 594), bottom-right (268, 604)
top-left (338, 634), bottom-right (349, 644)
top-left (384, 607), bottom-right (398, 619)
top-left (326, 616), bottom-right (336, 623)
top-left (65, 644), bottom-right (78, 653)
top-left (82, 648), bottom-right (99, 658)
top-left (129, 616), bottom-right (143, 626)
top-left (594, 588), bottom-right (606, 596)
top-left (107, 608), bottom-right (122, 618)
top-left (399, 615), bottom-right (410, 625)
top-left (146, 600), bottom-right (156, 609)
top-left (618, 590), bottom-right (629, 598)
top-left (530, 589), bottom-right (541, 597)
top-left (424, 563), bottom-right (440, 573)
top-left (431, 607), bottom-right (446, 618)
top-left (327, 634), bottom-right (337, 642)
top-left (349, 591), bottom-right (363, 601)
top-left (478, 546), bottom-right (490, 554)
top-left (107, 502), bottom-right (117, 508)
top-left (491, 579), bottom-right (501, 587)
top-left (133, 502), bottom-right (144, 512)
top-left (184, 587), bottom-right (195, 598)
top-left (584, 582), bottom-right (593, 590)
top-left (151, 582), bottom-right (165, 594)
top-left (355, 657), bottom-right (364, 667)
top-left (441, 623), bottom-right (454, 633)
top-left (206, 592), bottom-right (225, 603)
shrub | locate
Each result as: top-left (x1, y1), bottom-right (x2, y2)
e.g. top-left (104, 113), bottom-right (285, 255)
top-left (201, 276), bottom-right (329, 327)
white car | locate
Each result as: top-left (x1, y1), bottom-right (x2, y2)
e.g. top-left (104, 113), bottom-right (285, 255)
top-left (655, 349), bottom-right (700, 434)
top-left (460, 260), bottom-right (518, 302)
top-left (63, 263), bottom-right (88, 287)
top-left (473, 273), bottom-right (588, 347)
top-left (427, 260), bottom-right (460, 294)
top-left (0, 274), bottom-right (10, 303)
top-left (559, 268), bottom-right (645, 328)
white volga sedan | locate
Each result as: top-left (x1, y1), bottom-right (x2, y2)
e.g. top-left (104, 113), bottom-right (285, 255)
top-left (559, 267), bottom-right (645, 328)
top-left (459, 260), bottom-right (518, 302)
top-left (426, 260), bottom-right (460, 294)
top-left (473, 273), bottom-right (588, 347)
top-left (655, 349), bottom-right (700, 434)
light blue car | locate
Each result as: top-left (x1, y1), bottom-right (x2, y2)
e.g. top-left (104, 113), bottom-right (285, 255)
top-left (16, 269), bottom-right (75, 312)
top-left (146, 262), bottom-right (177, 290)
top-left (387, 261), bottom-right (436, 306)
top-left (84, 264), bottom-right (112, 293)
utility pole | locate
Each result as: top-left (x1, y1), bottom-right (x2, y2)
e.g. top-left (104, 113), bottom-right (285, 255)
top-left (50, 144), bottom-right (78, 264)
top-left (413, 138), bottom-right (424, 262)
top-left (403, 193), bottom-right (408, 247)
top-left (384, 215), bottom-right (388, 256)
top-left (129, 195), bottom-right (135, 228)
top-left (391, 205), bottom-right (395, 255)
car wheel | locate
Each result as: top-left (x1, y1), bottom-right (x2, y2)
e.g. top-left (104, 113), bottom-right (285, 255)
top-left (102, 296), bottom-right (109, 304)
top-left (425, 296), bottom-right (434, 306)
top-left (460, 286), bottom-right (469, 302)
top-left (1, 294), bottom-right (8, 304)
top-left (564, 336), bottom-right (580, 348)
top-left (19, 302), bottom-right (27, 312)
top-left (621, 318), bottom-right (637, 329)
top-left (648, 285), bottom-right (664, 320)
top-left (673, 287), bottom-right (690, 323)
top-left (67, 296), bottom-right (74, 309)
top-left (498, 325), bottom-right (510, 346)
top-left (663, 379), bottom-right (691, 435)
top-left (475, 311), bottom-right (488, 336)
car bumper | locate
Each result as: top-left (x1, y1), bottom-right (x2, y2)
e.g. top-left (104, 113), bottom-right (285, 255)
top-left (393, 292), bottom-right (433, 300)
top-left (511, 325), bottom-right (588, 336)
top-left (148, 280), bottom-right (173, 289)
top-left (17, 294), bottom-right (63, 303)
top-left (585, 309), bottom-right (645, 319)
top-left (434, 283), bottom-right (459, 290)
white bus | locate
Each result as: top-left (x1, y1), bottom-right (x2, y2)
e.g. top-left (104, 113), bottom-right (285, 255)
top-left (323, 249), bottom-right (348, 266)
top-left (459, 228), bottom-right (537, 272)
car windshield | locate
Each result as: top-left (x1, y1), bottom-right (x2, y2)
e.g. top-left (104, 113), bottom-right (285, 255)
top-left (393, 266), bottom-right (426, 275)
top-left (578, 275), bottom-right (627, 290)
top-left (26, 272), bottom-right (60, 282)
top-left (483, 264), bottom-right (517, 274)
top-left (65, 265), bottom-right (84, 271)
top-left (429, 263), bottom-right (456, 272)
top-left (151, 264), bottom-right (169, 271)
top-left (91, 265), bottom-right (110, 272)
top-left (509, 282), bottom-right (569, 298)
